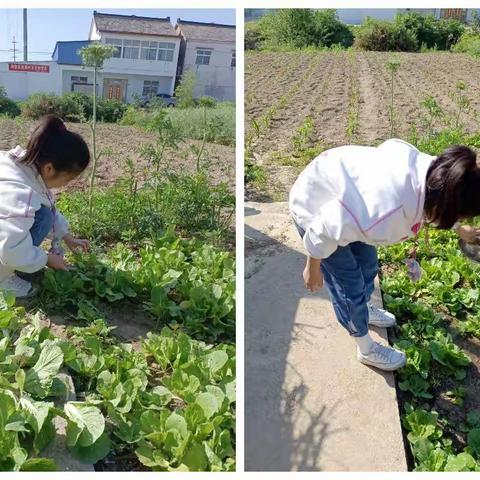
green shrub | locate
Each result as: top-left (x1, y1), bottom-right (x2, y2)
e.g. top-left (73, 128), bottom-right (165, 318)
top-left (0, 87), bottom-right (20, 118)
top-left (119, 103), bottom-right (235, 146)
top-left (245, 21), bottom-right (266, 50)
top-left (258, 8), bottom-right (353, 50)
top-left (19, 92), bottom-right (126, 122)
top-left (58, 170), bottom-right (234, 245)
top-left (20, 92), bottom-right (63, 119)
top-left (354, 18), bottom-right (418, 51)
top-left (96, 97), bottom-right (127, 123)
top-left (452, 32), bottom-right (480, 58)
top-left (395, 13), bottom-right (464, 50)
top-left (175, 70), bottom-right (197, 109)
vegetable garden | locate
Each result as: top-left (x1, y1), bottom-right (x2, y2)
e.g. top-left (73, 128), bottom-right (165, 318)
top-left (0, 93), bottom-right (235, 470)
top-left (245, 39), bottom-right (480, 472)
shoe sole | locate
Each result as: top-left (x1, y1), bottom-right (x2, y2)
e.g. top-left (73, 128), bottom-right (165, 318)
top-left (368, 319), bottom-right (396, 328)
top-left (357, 354), bottom-right (406, 371)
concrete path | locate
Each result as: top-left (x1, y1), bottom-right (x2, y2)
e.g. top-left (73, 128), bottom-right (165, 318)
top-left (245, 202), bottom-right (407, 472)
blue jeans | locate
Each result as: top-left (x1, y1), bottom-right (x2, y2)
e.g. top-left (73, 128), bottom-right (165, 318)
top-left (294, 220), bottom-right (378, 337)
top-left (30, 205), bottom-right (53, 247)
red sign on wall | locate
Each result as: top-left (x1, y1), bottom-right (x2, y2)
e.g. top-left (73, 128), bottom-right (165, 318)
top-left (8, 63), bottom-right (50, 73)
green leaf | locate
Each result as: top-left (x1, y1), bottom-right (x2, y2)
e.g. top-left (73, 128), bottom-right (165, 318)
top-left (20, 458), bottom-right (57, 471)
top-left (20, 397), bottom-right (53, 434)
top-left (165, 412), bottom-right (188, 438)
top-left (24, 345), bottom-right (64, 398)
top-left (70, 432), bottom-right (111, 464)
top-left (206, 351), bottom-right (228, 375)
top-left (181, 442), bottom-right (209, 471)
top-left (445, 452), bottom-right (478, 471)
top-left (65, 402), bottom-right (105, 448)
top-left (468, 428), bottom-right (480, 457)
top-left (196, 392), bottom-right (219, 420)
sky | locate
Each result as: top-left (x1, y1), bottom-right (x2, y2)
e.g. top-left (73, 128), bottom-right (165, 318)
top-left (0, 8), bottom-right (236, 62)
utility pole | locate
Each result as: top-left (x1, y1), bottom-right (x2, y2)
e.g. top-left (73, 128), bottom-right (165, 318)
top-left (23, 8), bottom-right (28, 61)
top-left (12, 36), bottom-right (18, 62)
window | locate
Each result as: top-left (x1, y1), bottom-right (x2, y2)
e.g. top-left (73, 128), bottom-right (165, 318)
top-left (143, 80), bottom-right (159, 97)
top-left (195, 48), bottom-right (212, 65)
top-left (71, 76), bottom-right (88, 84)
top-left (231, 51), bottom-right (236, 68)
top-left (158, 42), bottom-right (175, 62)
top-left (122, 40), bottom-right (140, 59)
top-left (141, 41), bottom-right (158, 60)
top-left (105, 38), bottom-right (122, 58)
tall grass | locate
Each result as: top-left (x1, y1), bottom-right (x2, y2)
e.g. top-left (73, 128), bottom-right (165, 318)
top-left (120, 103), bottom-right (235, 146)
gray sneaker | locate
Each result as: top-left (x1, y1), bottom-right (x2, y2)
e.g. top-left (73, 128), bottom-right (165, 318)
top-left (0, 274), bottom-right (37, 298)
top-left (368, 303), bottom-right (396, 328)
top-left (357, 342), bottom-right (406, 371)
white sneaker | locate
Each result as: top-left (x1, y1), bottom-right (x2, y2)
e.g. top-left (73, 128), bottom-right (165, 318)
top-left (357, 342), bottom-right (406, 371)
top-left (368, 303), bottom-right (396, 327)
top-left (0, 274), bottom-right (37, 298)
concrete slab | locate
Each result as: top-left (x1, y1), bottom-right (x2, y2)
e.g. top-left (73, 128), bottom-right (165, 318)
top-left (245, 202), bottom-right (407, 472)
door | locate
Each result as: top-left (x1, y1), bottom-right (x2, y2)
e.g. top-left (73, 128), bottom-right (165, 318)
top-left (103, 78), bottom-right (127, 101)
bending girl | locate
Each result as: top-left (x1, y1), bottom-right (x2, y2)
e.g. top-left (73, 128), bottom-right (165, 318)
top-left (290, 138), bottom-right (480, 371)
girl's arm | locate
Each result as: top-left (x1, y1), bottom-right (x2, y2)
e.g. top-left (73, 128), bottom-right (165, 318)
top-left (303, 256), bottom-right (323, 292)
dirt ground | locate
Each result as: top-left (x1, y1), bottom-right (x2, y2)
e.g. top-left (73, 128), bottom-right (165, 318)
top-left (245, 50), bottom-right (480, 201)
top-left (0, 119), bottom-right (235, 193)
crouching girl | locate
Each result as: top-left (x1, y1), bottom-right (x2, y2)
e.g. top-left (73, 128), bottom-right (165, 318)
top-left (0, 115), bottom-right (91, 297)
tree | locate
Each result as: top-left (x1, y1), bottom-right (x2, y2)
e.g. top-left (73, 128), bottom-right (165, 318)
top-left (78, 43), bottom-right (116, 218)
top-left (175, 71), bottom-right (197, 109)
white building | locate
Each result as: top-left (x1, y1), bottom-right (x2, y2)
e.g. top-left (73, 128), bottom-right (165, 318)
top-left (0, 12), bottom-right (236, 103)
top-left (175, 19), bottom-right (235, 102)
top-left (87, 11), bottom-right (181, 102)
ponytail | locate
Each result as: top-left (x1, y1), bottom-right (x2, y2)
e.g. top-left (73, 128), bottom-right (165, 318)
top-left (424, 145), bottom-right (480, 229)
top-left (21, 115), bottom-right (90, 175)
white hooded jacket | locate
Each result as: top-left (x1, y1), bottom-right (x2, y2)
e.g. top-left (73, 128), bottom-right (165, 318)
top-left (0, 146), bottom-right (69, 273)
top-left (289, 139), bottom-right (436, 259)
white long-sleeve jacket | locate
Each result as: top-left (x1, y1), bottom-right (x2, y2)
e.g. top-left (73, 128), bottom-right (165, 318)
top-left (289, 139), bottom-right (435, 259)
top-left (0, 146), bottom-right (69, 273)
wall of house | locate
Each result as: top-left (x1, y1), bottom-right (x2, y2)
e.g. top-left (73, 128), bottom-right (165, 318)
top-left (182, 40), bottom-right (235, 101)
top-left (92, 32), bottom-right (181, 79)
top-left (0, 62), bottom-right (62, 100)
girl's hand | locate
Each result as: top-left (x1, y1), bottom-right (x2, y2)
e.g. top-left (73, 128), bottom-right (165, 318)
top-left (456, 225), bottom-right (480, 244)
top-left (63, 234), bottom-right (90, 253)
top-left (47, 253), bottom-right (69, 271)
top-left (303, 256), bottom-right (323, 292)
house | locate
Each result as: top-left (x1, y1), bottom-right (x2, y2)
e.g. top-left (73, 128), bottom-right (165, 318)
top-left (88, 11), bottom-right (181, 102)
top-left (175, 19), bottom-right (235, 102)
top-left (0, 11), bottom-right (236, 103)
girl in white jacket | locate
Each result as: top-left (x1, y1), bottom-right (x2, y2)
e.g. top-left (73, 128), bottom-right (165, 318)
top-left (0, 115), bottom-right (91, 298)
top-left (290, 139), bottom-right (480, 371)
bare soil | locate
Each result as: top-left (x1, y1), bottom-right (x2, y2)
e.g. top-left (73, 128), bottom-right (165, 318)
top-left (0, 119), bottom-right (235, 193)
top-left (245, 50), bottom-right (480, 201)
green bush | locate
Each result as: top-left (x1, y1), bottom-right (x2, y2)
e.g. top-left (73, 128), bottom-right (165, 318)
top-left (245, 21), bottom-right (266, 50)
top-left (355, 13), bottom-right (465, 52)
top-left (354, 18), bottom-right (418, 51)
top-left (119, 103), bottom-right (235, 146)
top-left (20, 92), bottom-right (63, 119)
top-left (0, 87), bottom-right (20, 118)
top-left (259, 8), bottom-right (353, 50)
top-left (58, 170), bottom-right (234, 245)
top-left (19, 92), bottom-right (126, 122)
top-left (96, 97), bottom-right (127, 123)
top-left (452, 32), bottom-right (480, 58)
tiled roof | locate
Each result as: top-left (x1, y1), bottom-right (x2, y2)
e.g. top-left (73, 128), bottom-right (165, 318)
top-left (93, 11), bottom-right (178, 37)
top-left (176, 19), bottom-right (235, 43)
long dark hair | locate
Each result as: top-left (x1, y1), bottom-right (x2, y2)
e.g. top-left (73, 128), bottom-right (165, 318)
top-left (21, 115), bottom-right (90, 175)
top-left (424, 145), bottom-right (480, 229)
